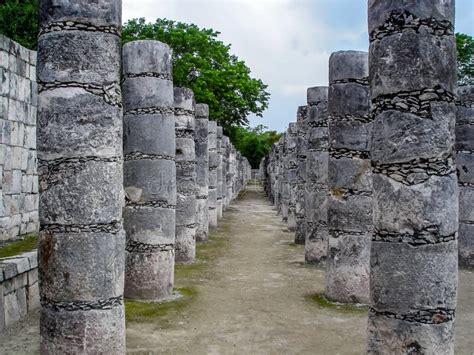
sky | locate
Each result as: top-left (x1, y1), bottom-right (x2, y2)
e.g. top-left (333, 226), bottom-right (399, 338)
top-left (123, 0), bottom-right (474, 132)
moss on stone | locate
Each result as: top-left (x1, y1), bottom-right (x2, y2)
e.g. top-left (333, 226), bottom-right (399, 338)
top-left (0, 235), bottom-right (38, 258)
top-left (305, 293), bottom-right (368, 315)
top-left (125, 287), bottom-right (197, 323)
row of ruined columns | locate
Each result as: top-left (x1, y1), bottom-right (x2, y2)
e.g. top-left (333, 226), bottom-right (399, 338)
top-left (261, 0), bottom-right (472, 353)
top-left (36, 1), bottom-right (251, 352)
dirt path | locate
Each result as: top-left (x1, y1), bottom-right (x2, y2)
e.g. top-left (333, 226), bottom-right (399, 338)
top-left (1, 185), bottom-right (473, 354)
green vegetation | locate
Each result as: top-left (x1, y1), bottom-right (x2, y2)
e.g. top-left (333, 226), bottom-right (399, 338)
top-left (228, 125), bottom-right (281, 168)
top-left (0, 235), bottom-right (38, 258)
top-left (0, 0), bottom-right (38, 50)
top-left (305, 293), bottom-right (368, 315)
top-left (122, 18), bottom-right (270, 129)
top-left (456, 33), bottom-right (474, 85)
top-left (125, 287), bottom-right (197, 323)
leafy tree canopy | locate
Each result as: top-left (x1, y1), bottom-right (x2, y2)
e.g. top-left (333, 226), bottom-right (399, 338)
top-left (0, 0), bottom-right (38, 50)
top-left (122, 18), bottom-right (270, 128)
top-left (228, 125), bottom-right (281, 169)
top-left (456, 32), bottom-right (474, 85)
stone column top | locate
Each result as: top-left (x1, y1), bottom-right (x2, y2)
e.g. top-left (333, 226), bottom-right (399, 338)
top-left (174, 87), bottom-right (196, 112)
top-left (307, 86), bottom-right (328, 105)
top-left (208, 120), bottom-right (217, 134)
top-left (368, 0), bottom-right (454, 36)
top-left (123, 40), bottom-right (172, 76)
top-left (38, 0), bottom-right (122, 28)
top-left (328, 51), bottom-right (368, 83)
top-left (217, 126), bottom-right (223, 138)
top-left (196, 103), bottom-right (209, 118)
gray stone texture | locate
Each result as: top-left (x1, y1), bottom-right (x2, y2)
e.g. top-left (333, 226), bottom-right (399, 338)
top-left (0, 35), bottom-right (39, 242)
top-left (0, 250), bottom-right (39, 331)
top-left (295, 106), bottom-right (309, 244)
top-left (37, 1), bottom-right (126, 352)
top-left (368, 1), bottom-right (458, 353)
top-left (325, 51), bottom-right (372, 304)
top-left (208, 121), bottom-right (218, 228)
top-left (304, 87), bottom-right (329, 264)
top-left (195, 104), bottom-right (209, 242)
top-left (174, 87), bottom-right (197, 263)
top-left (456, 85), bottom-right (474, 268)
top-left (216, 126), bottom-right (224, 219)
top-left (286, 123), bottom-right (298, 233)
top-left (122, 40), bottom-right (176, 300)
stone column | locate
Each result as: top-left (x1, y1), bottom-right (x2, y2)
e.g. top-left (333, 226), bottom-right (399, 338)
top-left (208, 121), bottom-right (218, 228)
top-left (304, 87), bottom-right (329, 264)
top-left (286, 123), bottom-right (298, 232)
top-left (456, 85), bottom-right (474, 268)
top-left (221, 136), bottom-right (230, 211)
top-left (174, 88), bottom-right (197, 263)
top-left (281, 132), bottom-right (289, 223)
top-left (195, 104), bottom-right (209, 242)
top-left (325, 51), bottom-right (372, 304)
top-left (122, 41), bottom-right (176, 301)
top-left (295, 106), bottom-right (309, 244)
top-left (216, 126), bottom-right (224, 219)
top-left (225, 142), bottom-right (234, 207)
top-left (37, 1), bottom-right (125, 352)
top-left (368, 1), bottom-right (458, 352)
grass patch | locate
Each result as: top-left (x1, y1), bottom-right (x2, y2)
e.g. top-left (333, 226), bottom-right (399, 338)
top-left (305, 293), bottom-right (368, 315)
top-left (125, 287), bottom-right (197, 323)
top-left (0, 235), bottom-right (38, 259)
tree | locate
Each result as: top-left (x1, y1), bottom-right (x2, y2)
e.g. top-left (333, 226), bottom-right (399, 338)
top-left (228, 125), bottom-right (281, 168)
top-left (122, 18), bottom-right (270, 128)
top-left (456, 33), bottom-right (474, 85)
top-left (0, 0), bottom-right (38, 50)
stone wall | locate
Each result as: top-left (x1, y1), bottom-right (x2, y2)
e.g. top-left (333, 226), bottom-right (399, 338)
top-left (0, 250), bottom-right (39, 332)
top-left (0, 35), bottom-right (39, 242)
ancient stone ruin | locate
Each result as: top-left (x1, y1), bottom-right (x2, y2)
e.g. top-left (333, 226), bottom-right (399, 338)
top-left (0, 0), bottom-right (472, 353)
top-left (37, 1), bottom-right (126, 352)
top-left (123, 40), bottom-right (176, 301)
top-left (326, 51), bottom-right (372, 304)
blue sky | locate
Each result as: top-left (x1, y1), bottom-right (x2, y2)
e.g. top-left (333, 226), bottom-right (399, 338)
top-left (123, 0), bottom-right (474, 132)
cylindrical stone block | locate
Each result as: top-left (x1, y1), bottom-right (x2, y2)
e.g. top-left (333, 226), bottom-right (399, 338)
top-left (208, 121), bottom-right (218, 228)
top-left (122, 40), bottom-right (176, 301)
top-left (368, 1), bottom-right (458, 353)
top-left (174, 88), bottom-right (197, 263)
top-left (286, 123), bottom-right (298, 232)
top-left (37, 1), bottom-right (125, 352)
top-left (195, 104), bottom-right (210, 242)
top-left (325, 51), bottom-right (372, 304)
top-left (456, 85), bottom-right (474, 268)
top-left (304, 87), bottom-right (329, 264)
top-left (221, 136), bottom-right (230, 210)
top-left (216, 126), bottom-right (224, 219)
top-left (295, 106), bottom-right (309, 245)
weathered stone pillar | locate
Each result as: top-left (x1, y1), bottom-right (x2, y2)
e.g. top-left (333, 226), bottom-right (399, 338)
top-left (225, 143), bottom-right (234, 207)
top-left (456, 85), bottom-right (474, 268)
top-left (368, 1), bottom-right (458, 352)
top-left (325, 51), bottom-right (372, 304)
top-left (37, 1), bottom-right (125, 352)
top-left (286, 123), bottom-right (298, 232)
top-left (195, 104), bottom-right (209, 242)
top-left (304, 87), bottom-right (329, 264)
top-left (174, 88), bottom-right (197, 263)
top-left (221, 136), bottom-right (230, 210)
top-left (295, 106), bottom-right (309, 244)
top-left (280, 132), bottom-right (289, 223)
top-left (216, 126), bottom-right (224, 219)
top-left (122, 41), bottom-right (176, 301)
top-left (208, 121), bottom-right (218, 228)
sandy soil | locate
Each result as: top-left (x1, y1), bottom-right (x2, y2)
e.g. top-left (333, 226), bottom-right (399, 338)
top-left (1, 185), bottom-right (473, 354)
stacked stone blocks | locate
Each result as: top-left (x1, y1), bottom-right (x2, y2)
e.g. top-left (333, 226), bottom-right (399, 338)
top-left (0, 35), bottom-right (39, 242)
